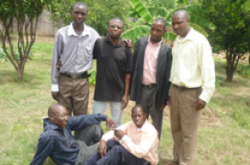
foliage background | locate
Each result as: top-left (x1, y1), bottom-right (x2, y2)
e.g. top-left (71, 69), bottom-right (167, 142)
top-left (49, 0), bottom-right (131, 36)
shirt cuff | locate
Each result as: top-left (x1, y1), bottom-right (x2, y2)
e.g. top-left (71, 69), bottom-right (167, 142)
top-left (51, 84), bottom-right (59, 92)
top-left (199, 90), bottom-right (210, 103)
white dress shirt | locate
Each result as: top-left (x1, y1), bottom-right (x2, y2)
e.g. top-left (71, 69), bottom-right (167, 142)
top-left (169, 28), bottom-right (215, 102)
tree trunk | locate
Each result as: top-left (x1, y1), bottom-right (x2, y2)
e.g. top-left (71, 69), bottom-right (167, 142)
top-left (17, 68), bottom-right (24, 81)
top-left (226, 66), bottom-right (234, 82)
top-left (249, 54), bottom-right (250, 67)
top-left (16, 64), bottom-right (25, 82)
top-left (226, 52), bottom-right (234, 82)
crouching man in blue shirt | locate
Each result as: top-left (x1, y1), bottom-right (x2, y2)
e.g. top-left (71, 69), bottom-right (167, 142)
top-left (30, 103), bottom-right (114, 165)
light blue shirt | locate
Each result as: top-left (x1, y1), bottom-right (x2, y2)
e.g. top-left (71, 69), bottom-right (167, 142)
top-left (51, 23), bottom-right (100, 92)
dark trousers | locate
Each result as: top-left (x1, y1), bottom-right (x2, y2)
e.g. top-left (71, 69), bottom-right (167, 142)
top-left (136, 87), bottom-right (163, 139)
top-left (74, 124), bottom-right (103, 165)
top-left (85, 140), bottom-right (150, 165)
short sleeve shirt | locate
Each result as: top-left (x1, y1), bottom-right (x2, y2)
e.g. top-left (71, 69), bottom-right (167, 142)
top-left (93, 36), bottom-right (132, 101)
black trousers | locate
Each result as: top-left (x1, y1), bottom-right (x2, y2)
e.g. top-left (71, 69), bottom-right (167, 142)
top-left (85, 140), bottom-right (150, 165)
top-left (136, 87), bottom-right (163, 139)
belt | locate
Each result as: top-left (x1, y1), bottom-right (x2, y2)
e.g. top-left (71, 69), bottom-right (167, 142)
top-left (173, 84), bottom-right (201, 91)
top-left (142, 84), bottom-right (157, 90)
top-left (60, 72), bottom-right (90, 79)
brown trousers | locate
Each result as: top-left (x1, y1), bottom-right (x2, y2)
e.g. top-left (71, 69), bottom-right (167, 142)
top-left (170, 86), bottom-right (202, 165)
top-left (58, 74), bottom-right (89, 116)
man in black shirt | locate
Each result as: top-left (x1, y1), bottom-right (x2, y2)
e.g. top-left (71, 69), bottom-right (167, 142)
top-left (92, 17), bottom-right (132, 127)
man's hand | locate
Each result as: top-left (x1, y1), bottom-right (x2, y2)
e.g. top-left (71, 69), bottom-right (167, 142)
top-left (106, 117), bottom-right (115, 128)
top-left (123, 39), bottom-right (132, 47)
top-left (195, 99), bottom-right (206, 111)
top-left (114, 129), bottom-right (125, 139)
top-left (167, 96), bottom-right (171, 107)
top-left (56, 61), bottom-right (61, 70)
top-left (98, 140), bottom-right (107, 158)
top-left (160, 104), bottom-right (166, 111)
top-left (51, 92), bottom-right (59, 101)
top-left (121, 95), bottom-right (128, 110)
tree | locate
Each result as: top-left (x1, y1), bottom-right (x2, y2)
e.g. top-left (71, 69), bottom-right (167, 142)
top-left (0, 0), bottom-right (52, 81)
top-left (121, 0), bottom-right (216, 43)
top-left (48, 0), bottom-right (131, 36)
top-left (201, 0), bottom-right (250, 82)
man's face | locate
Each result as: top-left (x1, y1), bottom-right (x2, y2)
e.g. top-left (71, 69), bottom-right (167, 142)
top-left (150, 22), bottom-right (166, 43)
top-left (51, 107), bottom-right (69, 128)
top-left (172, 15), bottom-right (190, 37)
top-left (107, 20), bottom-right (124, 39)
top-left (131, 108), bottom-right (147, 128)
top-left (71, 5), bottom-right (88, 25)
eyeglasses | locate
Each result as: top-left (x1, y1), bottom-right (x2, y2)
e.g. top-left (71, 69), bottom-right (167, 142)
top-left (109, 25), bottom-right (123, 30)
top-left (55, 114), bottom-right (69, 119)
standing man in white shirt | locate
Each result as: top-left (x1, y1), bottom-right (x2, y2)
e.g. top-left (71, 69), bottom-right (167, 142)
top-left (51, 1), bottom-right (100, 116)
top-left (167, 10), bottom-right (215, 165)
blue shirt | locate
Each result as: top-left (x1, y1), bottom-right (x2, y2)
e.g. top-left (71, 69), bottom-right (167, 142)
top-left (30, 114), bottom-right (107, 165)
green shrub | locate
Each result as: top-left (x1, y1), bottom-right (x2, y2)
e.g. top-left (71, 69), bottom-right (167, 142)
top-left (215, 76), bottom-right (224, 87)
top-left (0, 48), bottom-right (8, 62)
top-left (0, 47), bottom-right (34, 63)
top-left (239, 65), bottom-right (250, 77)
top-left (89, 70), bottom-right (96, 86)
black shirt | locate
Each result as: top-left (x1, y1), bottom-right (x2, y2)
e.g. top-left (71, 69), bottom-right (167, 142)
top-left (93, 36), bottom-right (132, 101)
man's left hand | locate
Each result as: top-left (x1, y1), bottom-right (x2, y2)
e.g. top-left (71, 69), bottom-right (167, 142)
top-left (114, 129), bottom-right (125, 139)
top-left (160, 104), bottom-right (166, 111)
top-left (123, 39), bottom-right (132, 47)
top-left (195, 99), bottom-right (206, 111)
top-left (121, 95), bottom-right (128, 109)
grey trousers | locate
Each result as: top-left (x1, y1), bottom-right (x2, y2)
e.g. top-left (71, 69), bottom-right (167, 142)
top-left (136, 87), bottom-right (163, 139)
top-left (74, 124), bottom-right (103, 165)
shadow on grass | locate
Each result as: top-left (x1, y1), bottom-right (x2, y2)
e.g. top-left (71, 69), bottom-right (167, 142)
top-left (0, 70), bottom-right (44, 85)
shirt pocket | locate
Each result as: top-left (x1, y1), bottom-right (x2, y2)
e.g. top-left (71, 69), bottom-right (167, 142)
top-left (182, 46), bottom-right (197, 65)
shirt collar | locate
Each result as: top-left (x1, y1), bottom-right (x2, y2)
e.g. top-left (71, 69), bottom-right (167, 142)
top-left (43, 118), bottom-right (60, 130)
top-left (148, 36), bottom-right (162, 46)
top-left (104, 36), bottom-right (124, 47)
top-left (137, 120), bottom-right (150, 132)
top-left (67, 23), bottom-right (90, 37)
top-left (176, 27), bottom-right (194, 42)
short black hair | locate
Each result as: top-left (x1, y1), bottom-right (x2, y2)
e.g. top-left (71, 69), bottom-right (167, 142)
top-left (108, 17), bottom-right (124, 28)
top-left (71, 1), bottom-right (88, 12)
top-left (153, 17), bottom-right (167, 30)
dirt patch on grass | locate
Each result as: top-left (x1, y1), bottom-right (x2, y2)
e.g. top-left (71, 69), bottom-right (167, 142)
top-left (36, 36), bottom-right (54, 43)
top-left (234, 86), bottom-right (250, 97)
top-left (163, 105), bottom-right (224, 128)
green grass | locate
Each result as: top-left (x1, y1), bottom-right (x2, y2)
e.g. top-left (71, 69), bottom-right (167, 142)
top-left (0, 41), bottom-right (250, 165)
